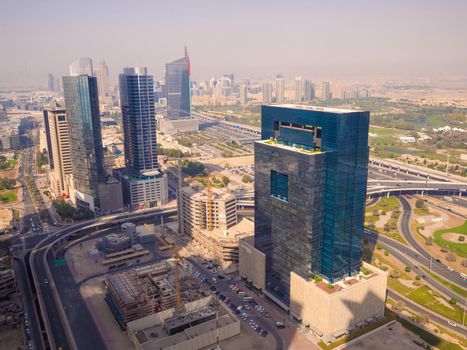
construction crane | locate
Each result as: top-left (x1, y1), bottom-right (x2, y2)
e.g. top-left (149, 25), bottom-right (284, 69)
top-left (173, 253), bottom-right (181, 306)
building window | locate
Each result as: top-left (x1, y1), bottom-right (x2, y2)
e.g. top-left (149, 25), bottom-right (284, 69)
top-left (270, 170), bottom-right (288, 202)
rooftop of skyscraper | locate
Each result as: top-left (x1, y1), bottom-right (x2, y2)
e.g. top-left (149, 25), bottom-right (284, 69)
top-left (271, 103), bottom-right (364, 114)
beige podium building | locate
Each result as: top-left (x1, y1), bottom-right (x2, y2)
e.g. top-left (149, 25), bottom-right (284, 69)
top-left (239, 237), bottom-right (387, 343)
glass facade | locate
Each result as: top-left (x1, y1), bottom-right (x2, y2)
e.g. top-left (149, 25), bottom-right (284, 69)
top-left (255, 105), bottom-right (369, 299)
top-left (63, 75), bottom-right (106, 207)
top-left (165, 54), bottom-right (191, 119)
top-left (119, 67), bottom-right (158, 177)
top-left (270, 170), bottom-right (288, 201)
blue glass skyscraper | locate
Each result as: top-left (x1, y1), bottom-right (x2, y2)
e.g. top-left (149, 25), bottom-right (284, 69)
top-left (254, 104), bottom-right (369, 301)
top-left (165, 47), bottom-right (191, 119)
top-left (118, 67), bottom-right (168, 209)
top-left (63, 75), bottom-right (106, 210)
top-left (119, 67), bottom-right (158, 176)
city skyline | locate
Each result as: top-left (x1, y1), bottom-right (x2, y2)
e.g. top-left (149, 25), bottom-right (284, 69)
top-left (1, 0), bottom-right (467, 86)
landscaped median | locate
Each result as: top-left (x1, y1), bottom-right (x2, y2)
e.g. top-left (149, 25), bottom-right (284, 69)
top-left (433, 221), bottom-right (467, 258)
top-left (421, 267), bottom-right (467, 298)
top-left (365, 243), bottom-right (466, 324)
top-left (365, 196), bottom-right (407, 244)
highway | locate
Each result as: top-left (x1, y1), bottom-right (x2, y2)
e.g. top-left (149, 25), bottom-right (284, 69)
top-left (365, 232), bottom-right (467, 335)
top-left (398, 196), bottom-right (466, 286)
top-left (29, 207), bottom-right (177, 350)
top-left (12, 255), bottom-right (45, 350)
top-left (388, 290), bottom-right (467, 335)
top-left (31, 247), bottom-right (72, 350)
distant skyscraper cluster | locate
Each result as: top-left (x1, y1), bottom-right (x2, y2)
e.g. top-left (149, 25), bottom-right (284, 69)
top-left (275, 73), bottom-right (285, 103)
top-left (96, 61), bottom-right (110, 99)
top-left (47, 73), bottom-right (61, 93)
top-left (44, 54), bottom-right (174, 213)
top-left (294, 77), bottom-right (315, 102)
top-left (69, 57), bottom-right (94, 76)
top-left (321, 81), bottom-right (331, 100)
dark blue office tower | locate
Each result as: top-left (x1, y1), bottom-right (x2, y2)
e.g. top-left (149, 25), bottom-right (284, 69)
top-left (165, 47), bottom-right (191, 119)
top-left (254, 104), bottom-right (369, 302)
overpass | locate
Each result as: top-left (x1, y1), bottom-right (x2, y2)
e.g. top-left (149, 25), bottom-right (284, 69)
top-left (234, 181), bottom-right (466, 208)
top-left (193, 112), bottom-right (261, 137)
top-left (30, 206), bottom-right (177, 350)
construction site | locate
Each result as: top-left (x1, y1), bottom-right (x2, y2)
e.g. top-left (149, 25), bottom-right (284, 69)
top-left (0, 244), bottom-right (22, 334)
top-left (178, 183), bottom-right (253, 271)
top-left (105, 257), bottom-right (206, 330)
top-left (127, 295), bottom-right (240, 350)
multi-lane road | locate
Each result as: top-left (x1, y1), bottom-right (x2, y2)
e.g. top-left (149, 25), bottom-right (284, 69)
top-left (29, 207), bottom-right (177, 350)
top-left (399, 196), bottom-right (466, 286)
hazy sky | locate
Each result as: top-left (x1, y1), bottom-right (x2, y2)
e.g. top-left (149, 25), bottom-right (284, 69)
top-left (1, 0), bottom-right (467, 86)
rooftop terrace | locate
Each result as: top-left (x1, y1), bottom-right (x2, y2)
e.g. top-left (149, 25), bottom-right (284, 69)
top-left (258, 138), bottom-right (322, 155)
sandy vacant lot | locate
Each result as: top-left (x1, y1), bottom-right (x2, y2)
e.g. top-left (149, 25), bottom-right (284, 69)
top-left (204, 155), bottom-right (254, 169)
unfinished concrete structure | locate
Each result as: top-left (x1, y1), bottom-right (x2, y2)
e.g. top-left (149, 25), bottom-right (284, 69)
top-left (105, 270), bottom-right (158, 328)
top-left (127, 296), bottom-right (240, 350)
top-left (179, 185), bottom-right (253, 268)
top-left (105, 261), bottom-right (182, 329)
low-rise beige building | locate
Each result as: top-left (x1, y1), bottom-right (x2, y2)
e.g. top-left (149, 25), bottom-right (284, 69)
top-left (239, 236), bottom-right (266, 290)
top-left (239, 237), bottom-right (387, 343)
top-left (290, 263), bottom-right (387, 343)
top-left (127, 296), bottom-right (240, 350)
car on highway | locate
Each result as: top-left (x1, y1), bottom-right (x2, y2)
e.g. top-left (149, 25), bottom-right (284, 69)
top-left (448, 320), bottom-right (457, 327)
top-left (275, 321), bottom-right (286, 329)
top-left (43, 278), bottom-right (49, 284)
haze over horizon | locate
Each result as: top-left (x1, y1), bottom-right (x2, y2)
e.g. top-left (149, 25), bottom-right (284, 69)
top-left (1, 0), bottom-right (467, 87)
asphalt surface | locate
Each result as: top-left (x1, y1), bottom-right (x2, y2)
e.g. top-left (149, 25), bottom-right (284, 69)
top-left (398, 195), bottom-right (466, 286)
top-left (187, 257), bottom-right (286, 350)
top-left (388, 290), bottom-right (467, 336)
top-left (31, 247), bottom-right (72, 350)
top-left (12, 256), bottom-right (45, 350)
top-left (29, 207), bottom-right (177, 350)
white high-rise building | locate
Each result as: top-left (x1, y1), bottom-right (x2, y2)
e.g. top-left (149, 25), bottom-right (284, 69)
top-left (96, 61), bottom-right (109, 98)
top-left (322, 81), bottom-right (331, 101)
top-left (69, 57), bottom-right (94, 76)
top-left (294, 77), bottom-right (304, 102)
top-left (275, 74), bottom-right (285, 103)
top-left (262, 82), bottom-right (273, 103)
top-left (303, 80), bottom-right (315, 101)
top-left (239, 85), bottom-right (248, 105)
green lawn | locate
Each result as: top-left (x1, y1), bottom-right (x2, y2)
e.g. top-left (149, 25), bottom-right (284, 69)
top-left (366, 196), bottom-right (400, 213)
top-left (433, 221), bottom-right (467, 258)
top-left (407, 286), bottom-right (463, 323)
top-left (421, 267), bottom-right (467, 298)
top-left (0, 189), bottom-right (17, 203)
top-left (369, 126), bottom-right (408, 136)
